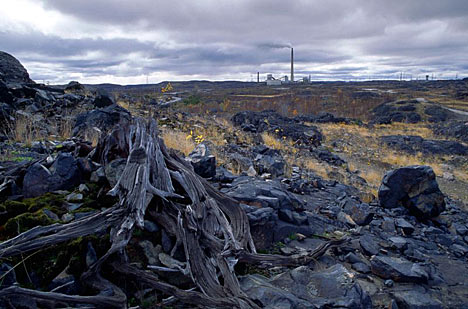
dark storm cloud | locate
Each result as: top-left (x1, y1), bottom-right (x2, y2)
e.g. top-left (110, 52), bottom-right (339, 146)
top-left (4, 0), bottom-right (468, 83)
top-left (0, 31), bottom-right (153, 58)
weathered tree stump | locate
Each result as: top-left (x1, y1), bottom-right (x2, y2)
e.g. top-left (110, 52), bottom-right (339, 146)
top-left (0, 118), bottom-right (345, 308)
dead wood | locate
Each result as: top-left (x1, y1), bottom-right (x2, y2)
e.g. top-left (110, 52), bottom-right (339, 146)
top-left (0, 118), bottom-right (346, 308)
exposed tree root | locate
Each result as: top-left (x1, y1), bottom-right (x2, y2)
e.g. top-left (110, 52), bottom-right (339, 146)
top-left (0, 118), bottom-right (346, 308)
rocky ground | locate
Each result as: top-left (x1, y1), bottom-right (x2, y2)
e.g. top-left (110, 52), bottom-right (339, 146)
top-left (1, 51), bottom-right (468, 308)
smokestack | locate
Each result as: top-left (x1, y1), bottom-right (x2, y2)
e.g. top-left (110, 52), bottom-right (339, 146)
top-left (257, 72), bottom-right (259, 83)
top-left (290, 47), bottom-right (294, 83)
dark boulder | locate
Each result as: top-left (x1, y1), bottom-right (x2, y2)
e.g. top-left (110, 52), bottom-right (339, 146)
top-left (0, 80), bottom-right (14, 103)
top-left (360, 234), bottom-right (380, 256)
top-left (432, 121), bottom-right (468, 143)
top-left (406, 112), bottom-right (422, 123)
top-left (398, 105), bottom-right (416, 112)
top-left (393, 291), bottom-right (443, 309)
top-left (240, 264), bottom-right (372, 308)
top-left (378, 166), bottom-right (445, 219)
top-left (295, 111), bottom-right (359, 125)
top-left (371, 100), bottom-right (425, 124)
top-left (314, 148), bottom-right (346, 166)
top-left (22, 163), bottom-right (53, 198)
top-left (73, 104), bottom-right (131, 137)
top-left (222, 177), bottom-right (304, 211)
top-left (424, 105), bottom-right (449, 123)
top-left (381, 135), bottom-right (468, 156)
top-left (421, 139), bottom-right (468, 155)
top-left (23, 153), bottom-right (82, 197)
top-left (341, 198), bottom-right (373, 226)
top-left (48, 153), bottom-right (82, 191)
top-left (395, 218), bottom-right (415, 235)
top-left (92, 89), bottom-right (115, 108)
top-left (65, 81), bottom-right (85, 92)
top-left (0, 51), bottom-right (34, 84)
top-left (187, 143), bottom-right (216, 178)
top-left (232, 110), bottom-right (322, 147)
top-left (370, 255), bottom-right (428, 283)
top-left (253, 148), bottom-right (285, 177)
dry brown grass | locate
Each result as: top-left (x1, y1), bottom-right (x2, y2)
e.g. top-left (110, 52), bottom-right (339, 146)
top-left (317, 120), bottom-right (468, 188)
top-left (361, 169), bottom-right (383, 187)
top-left (261, 133), bottom-right (285, 151)
top-left (301, 158), bottom-right (329, 178)
top-left (317, 122), bottom-right (435, 141)
top-left (261, 132), bottom-right (298, 153)
top-left (161, 129), bottom-right (195, 156)
top-left (9, 115), bottom-right (42, 146)
top-left (378, 149), bottom-right (444, 176)
top-left (49, 116), bottom-right (74, 140)
top-left (453, 169), bottom-right (468, 183)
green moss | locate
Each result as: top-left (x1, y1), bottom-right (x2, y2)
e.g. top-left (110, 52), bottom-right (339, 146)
top-left (3, 210), bottom-right (56, 236)
top-left (2, 200), bottom-right (28, 223)
top-left (25, 193), bottom-right (66, 215)
top-left (288, 233), bottom-right (298, 241)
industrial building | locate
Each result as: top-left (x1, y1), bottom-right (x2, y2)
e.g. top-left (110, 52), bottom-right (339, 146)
top-left (264, 47), bottom-right (306, 86)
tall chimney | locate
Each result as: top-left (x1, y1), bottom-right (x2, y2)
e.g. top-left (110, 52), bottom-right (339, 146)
top-left (257, 72), bottom-right (260, 83)
top-left (290, 47), bottom-right (294, 83)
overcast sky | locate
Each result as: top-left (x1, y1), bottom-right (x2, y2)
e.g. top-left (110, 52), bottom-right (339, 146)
top-left (1, 0), bottom-right (468, 84)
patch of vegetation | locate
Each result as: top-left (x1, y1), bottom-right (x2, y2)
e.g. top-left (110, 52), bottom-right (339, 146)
top-left (3, 210), bottom-right (56, 236)
top-left (182, 95), bottom-right (202, 106)
top-left (288, 233), bottom-right (298, 241)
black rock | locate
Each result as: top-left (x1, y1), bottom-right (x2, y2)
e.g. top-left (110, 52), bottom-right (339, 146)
top-left (22, 163), bottom-right (53, 198)
top-left (393, 291), bottom-right (443, 309)
top-left (23, 153), bottom-right (82, 197)
top-left (341, 198), bottom-right (374, 226)
top-left (381, 135), bottom-right (468, 156)
top-left (222, 177), bottom-right (304, 211)
top-left (295, 111), bottom-right (358, 125)
top-left (0, 80), bottom-right (14, 103)
top-left (352, 262), bottom-right (371, 273)
top-left (254, 152), bottom-right (285, 177)
top-left (395, 218), bottom-right (415, 235)
top-left (0, 51), bottom-right (34, 84)
top-left (314, 148), bottom-right (346, 166)
top-left (370, 255), bottom-right (428, 283)
top-left (187, 143), bottom-right (216, 178)
top-left (65, 81), bottom-right (85, 91)
top-left (371, 100), bottom-right (427, 124)
top-left (424, 105), bottom-right (449, 123)
top-left (214, 167), bottom-right (237, 183)
top-left (232, 110), bottom-right (322, 147)
top-left (345, 252), bottom-right (364, 264)
top-left (360, 234), bottom-right (380, 256)
top-left (49, 153), bottom-right (82, 191)
top-left (433, 121), bottom-right (468, 143)
top-left (93, 89), bottom-right (115, 108)
top-left (378, 166), bottom-right (446, 220)
top-left (240, 264), bottom-right (372, 308)
top-left (73, 104), bottom-right (131, 137)
top-left (278, 208), bottom-right (308, 225)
